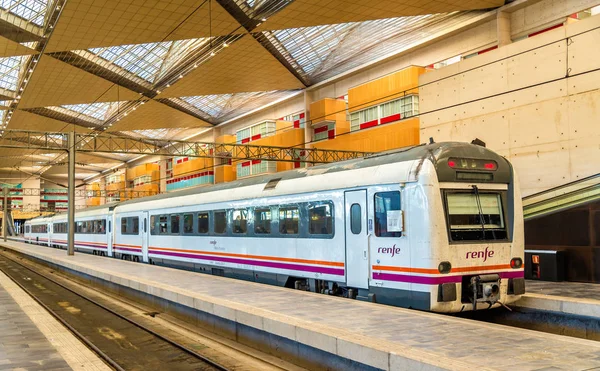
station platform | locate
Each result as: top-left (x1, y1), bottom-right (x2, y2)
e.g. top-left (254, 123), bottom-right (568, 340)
top-left (516, 280), bottom-right (600, 318)
top-left (3, 240), bottom-right (600, 371)
top-left (0, 259), bottom-right (110, 370)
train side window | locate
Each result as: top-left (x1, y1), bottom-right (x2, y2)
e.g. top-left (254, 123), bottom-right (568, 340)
top-left (132, 217), bottom-right (139, 234)
top-left (214, 211), bottom-right (227, 234)
top-left (279, 206), bottom-right (299, 235)
top-left (150, 216), bottom-right (156, 235)
top-left (374, 191), bottom-right (402, 237)
top-left (170, 215), bottom-right (180, 234)
top-left (198, 212), bottom-right (209, 234)
top-left (183, 214), bottom-right (194, 234)
top-left (159, 216), bottom-right (168, 234)
top-left (254, 208), bottom-right (271, 234)
top-left (350, 203), bottom-right (362, 234)
top-left (121, 218), bottom-right (127, 234)
top-left (99, 220), bottom-right (106, 234)
top-left (143, 218), bottom-right (147, 233)
top-left (232, 209), bottom-right (248, 234)
top-left (308, 202), bottom-right (333, 236)
top-left (108, 220), bottom-right (111, 233)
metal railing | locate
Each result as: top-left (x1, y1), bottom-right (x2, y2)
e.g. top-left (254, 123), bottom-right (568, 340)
top-left (523, 173), bottom-right (600, 220)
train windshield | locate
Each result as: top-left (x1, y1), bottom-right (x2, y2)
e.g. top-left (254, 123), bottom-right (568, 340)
top-left (444, 190), bottom-right (508, 242)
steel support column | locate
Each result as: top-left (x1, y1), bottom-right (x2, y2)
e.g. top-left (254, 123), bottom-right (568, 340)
top-left (3, 187), bottom-right (7, 242)
top-left (67, 131), bottom-right (75, 256)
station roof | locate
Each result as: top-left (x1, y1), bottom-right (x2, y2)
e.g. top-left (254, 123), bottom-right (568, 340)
top-left (0, 0), bottom-right (505, 181)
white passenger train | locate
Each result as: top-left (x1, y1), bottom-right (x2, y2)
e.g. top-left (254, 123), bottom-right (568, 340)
top-left (23, 142), bottom-right (525, 312)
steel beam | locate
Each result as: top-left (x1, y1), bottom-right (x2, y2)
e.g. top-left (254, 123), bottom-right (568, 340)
top-left (67, 131), bottom-right (75, 256)
top-left (0, 129), bottom-right (372, 163)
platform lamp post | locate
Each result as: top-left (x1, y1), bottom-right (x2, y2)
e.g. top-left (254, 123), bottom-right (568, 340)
top-left (67, 131), bottom-right (75, 256)
top-left (3, 187), bottom-right (7, 242)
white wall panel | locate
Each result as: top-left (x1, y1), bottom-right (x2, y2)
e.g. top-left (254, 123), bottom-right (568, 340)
top-left (567, 91), bottom-right (600, 140)
top-left (508, 99), bottom-right (569, 148)
top-left (567, 136), bottom-right (600, 181)
top-left (506, 41), bottom-right (566, 91)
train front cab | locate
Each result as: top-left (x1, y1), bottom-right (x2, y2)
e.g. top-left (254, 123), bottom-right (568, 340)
top-left (428, 147), bottom-right (525, 312)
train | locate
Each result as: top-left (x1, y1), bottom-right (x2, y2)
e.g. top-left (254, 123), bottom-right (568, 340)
top-left (22, 141), bottom-right (525, 313)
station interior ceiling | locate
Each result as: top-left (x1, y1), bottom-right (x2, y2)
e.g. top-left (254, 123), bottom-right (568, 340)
top-left (0, 0), bottom-right (506, 182)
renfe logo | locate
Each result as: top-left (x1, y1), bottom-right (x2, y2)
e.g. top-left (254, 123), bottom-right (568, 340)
top-left (466, 246), bottom-right (495, 262)
top-left (378, 244), bottom-right (401, 258)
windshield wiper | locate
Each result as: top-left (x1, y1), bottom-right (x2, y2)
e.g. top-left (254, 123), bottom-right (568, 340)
top-left (471, 185), bottom-right (486, 240)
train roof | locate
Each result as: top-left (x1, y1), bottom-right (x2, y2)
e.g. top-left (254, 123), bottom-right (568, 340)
top-left (26, 141), bottom-right (510, 222)
top-left (116, 141), bottom-right (510, 208)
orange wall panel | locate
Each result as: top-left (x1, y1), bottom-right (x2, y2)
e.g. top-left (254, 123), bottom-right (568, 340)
top-left (348, 66), bottom-right (425, 112)
top-left (310, 98), bottom-right (347, 125)
top-left (215, 166), bottom-right (235, 183)
top-left (311, 118), bottom-right (420, 153)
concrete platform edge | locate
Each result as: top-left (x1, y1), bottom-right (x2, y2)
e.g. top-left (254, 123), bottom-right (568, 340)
top-left (0, 242), bottom-right (482, 371)
top-left (517, 293), bottom-right (600, 318)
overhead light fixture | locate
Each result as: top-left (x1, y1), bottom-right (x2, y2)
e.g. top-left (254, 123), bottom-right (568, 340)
top-left (210, 51), bottom-right (215, 56)
top-left (141, 101), bottom-right (145, 105)
top-left (16, 95), bottom-right (21, 99)
top-left (223, 42), bottom-right (229, 48)
top-left (194, 64), bottom-right (198, 68)
top-left (166, 84), bottom-right (170, 88)
top-left (156, 90), bottom-right (161, 94)
top-left (261, 18), bottom-right (267, 22)
top-left (28, 68), bottom-right (33, 73)
top-left (179, 74), bottom-right (183, 79)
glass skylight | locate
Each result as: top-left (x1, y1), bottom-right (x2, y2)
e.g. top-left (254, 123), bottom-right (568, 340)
top-left (62, 102), bottom-right (111, 121)
top-left (263, 11), bottom-right (486, 83)
top-left (85, 38), bottom-right (210, 85)
top-left (0, 56), bottom-right (25, 91)
top-left (0, 0), bottom-right (49, 26)
top-left (181, 94), bottom-right (233, 118)
top-left (174, 90), bottom-right (299, 124)
top-left (89, 42), bottom-right (171, 83)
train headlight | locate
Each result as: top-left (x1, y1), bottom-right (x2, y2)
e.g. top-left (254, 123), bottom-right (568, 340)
top-left (438, 261), bottom-right (452, 274)
top-left (510, 257), bottom-right (523, 269)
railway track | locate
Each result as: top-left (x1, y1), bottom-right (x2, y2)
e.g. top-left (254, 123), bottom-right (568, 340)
top-left (0, 251), bottom-right (232, 371)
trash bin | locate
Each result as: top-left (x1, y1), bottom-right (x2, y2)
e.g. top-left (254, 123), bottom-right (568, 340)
top-left (524, 249), bottom-right (565, 282)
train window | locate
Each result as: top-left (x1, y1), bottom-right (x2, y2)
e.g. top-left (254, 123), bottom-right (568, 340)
top-left (374, 192), bottom-right (402, 237)
top-left (308, 202), bottom-right (333, 235)
top-left (254, 208), bottom-right (271, 234)
top-left (445, 192), bottom-right (507, 241)
top-left (214, 211), bottom-right (227, 234)
top-left (232, 210), bottom-right (248, 234)
top-left (159, 216), bottom-right (168, 234)
top-left (350, 204), bottom-right (362, 234)
top-left (183, 214), bottom-right (194, 234)
top-left (170, 215), bottom-right (180, 234)
top-left (198, 213), bottom-right (209, 234)
top-left (131, 218), bottom-right (139, 234)
top-left (143, 218), bottom-right (146, 233)
top-left (121, 218), bottom-right (128, 234)
top-left (279, 206), bottom-right (299, 235)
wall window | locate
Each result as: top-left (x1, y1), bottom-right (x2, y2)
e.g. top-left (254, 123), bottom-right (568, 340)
top-left (232, 209), bottom-right (248, 234)
top-left (198, 212), bottom-right (209, 234)
top-left (279, 206), bottom-right (299, 235)
top-left (171, 215), bottom-right (180, 234)
top-left (374, 192), bottom-right (402, 237)
top-left (254, 208), bottom-right (271, 234)
top-left (214, 211), bottom-right (227, 234)
top-left (350, 96), bottom-right (419, 132)
top-left (183, 214), bottom-right (194, 234)
top-left (308, 202), bottom-right (333, 235)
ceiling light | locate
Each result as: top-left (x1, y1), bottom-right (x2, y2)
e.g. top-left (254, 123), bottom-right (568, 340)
top-left (16, 95), bottom-right (21, 99)
top-left (210, 51), bottom-right (215, 56)
top-left (24, 79), bottom-right (28, 83)
top-left (256, 22), bottom-right (261, 27)
top-left (156, 90), bottom-right (161, 94)
top-left (33, 59), bottom-right (37, 63)
top-left (193, 64), bottom-right (198, 68)
top-left (179, 74), bottom-right (183, 79)
top-left (124, 113), bottom-right (128, 116)
top-left (19, 88), bottom-right (23, 91)
top-left (166, 84), bottom-right (170, 88)
top-left (261, 18), bottom-right (267, 22)
top-left (223, 42), bottom-right (229, 48)
top-left (141, 101), bottom-right (145, 105)
top-left (132, 107), bottom-right (136, 111)
top-left (28, 69), bottom-right (33, 73)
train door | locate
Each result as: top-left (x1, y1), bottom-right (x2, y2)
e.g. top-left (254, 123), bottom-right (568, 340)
top-left (106, 215), bottom-right (113, 257)
top-left (142, 211), bottom-right (149, 263)
top-left (345, 190), bottom-right (369, 289)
